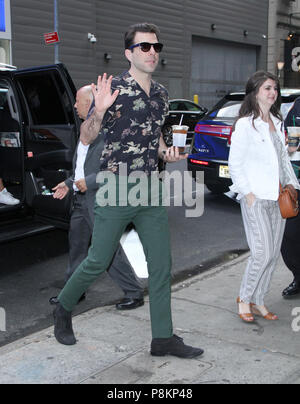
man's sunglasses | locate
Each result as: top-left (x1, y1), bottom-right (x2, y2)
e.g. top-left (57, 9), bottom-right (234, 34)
top-left (129, 42), bottom-right (164, 53)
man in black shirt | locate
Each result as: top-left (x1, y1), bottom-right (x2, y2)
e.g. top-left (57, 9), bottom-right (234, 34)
top-left (53, 23), bottom-right (204, 359)
top-left (50, 85), bottom-right (144, 309)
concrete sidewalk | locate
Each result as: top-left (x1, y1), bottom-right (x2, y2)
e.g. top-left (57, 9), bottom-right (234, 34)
top-left (0, 253), bottom-right (300, 384)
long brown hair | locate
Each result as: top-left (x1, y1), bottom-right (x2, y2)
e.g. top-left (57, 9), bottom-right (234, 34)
top-left (233, 71), bottom-right (282, 131)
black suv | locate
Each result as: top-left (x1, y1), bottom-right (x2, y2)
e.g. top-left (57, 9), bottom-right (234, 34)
top-left (0, 64), bottom-right (80, 242)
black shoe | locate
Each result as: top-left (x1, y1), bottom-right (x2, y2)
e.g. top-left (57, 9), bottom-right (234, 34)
top-left (49, 296), bottom-right (59, 305)
top-left (151, 334), bottom-right (204, 359)
top-left (282, 280), bottom-right (300, 298)
top-left (53, 303), bottom-right (76, 346)
top-left (116, 297), bottom-right (144, 310)
top-left (50, 293), bottom-right (86, 306)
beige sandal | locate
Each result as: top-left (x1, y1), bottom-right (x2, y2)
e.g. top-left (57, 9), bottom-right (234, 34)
top-left (250, 303), bottom-right (278, 321)
top-left (237, 297), bottom-right (255, 323)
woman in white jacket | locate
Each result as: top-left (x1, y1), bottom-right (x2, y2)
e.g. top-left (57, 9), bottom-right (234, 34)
top-left (229, 71), bottom-right (300, 323)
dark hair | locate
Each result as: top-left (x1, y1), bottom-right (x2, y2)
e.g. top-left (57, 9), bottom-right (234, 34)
top-left (124, 23), bottom-right (160, 49)
top-left (234, 71), bottom-right (282, 130)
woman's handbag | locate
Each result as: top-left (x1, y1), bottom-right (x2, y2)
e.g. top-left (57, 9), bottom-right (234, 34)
top-left (278, 184), bottom-right (299, 219)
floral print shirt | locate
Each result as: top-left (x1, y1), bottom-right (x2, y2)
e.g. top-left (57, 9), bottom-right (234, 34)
top-left (99, 71), bottom-right (169, 175)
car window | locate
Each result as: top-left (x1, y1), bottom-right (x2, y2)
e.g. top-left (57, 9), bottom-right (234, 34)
top-left (184, 101), bottom-right (202, 111)
top-left (0, 81), bottom-right (20, 148)
top-left (281, 102), bottom-right (294, 120)
top-left (214, 101), bottom-right (242, 118)
top-left (209, 98), bottom-right (294, 121)
top-left (169, 102), bottom-right (179, 111)
top-left (169, 102), bottom-right (187, 111)
top-left (17, 70), bottom-right (74, 126)
top-left (170, 101), bottom-right (203, 112)
top-left (0, 81), bottom-right (20, 132)
top-left (0, 88), bottom-right (8, 117)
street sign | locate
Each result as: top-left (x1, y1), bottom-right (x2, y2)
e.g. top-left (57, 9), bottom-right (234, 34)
top-left (44, 32), bottom-right (60, 45)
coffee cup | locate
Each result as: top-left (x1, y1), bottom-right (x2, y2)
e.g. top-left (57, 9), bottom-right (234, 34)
top-left (287, 127), bottom-right (300, 150)
top-left (172, 125), bottom-right (189, 153)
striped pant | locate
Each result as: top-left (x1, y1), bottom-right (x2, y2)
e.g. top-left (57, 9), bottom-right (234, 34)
top-left (240, 198), bottom-right (286, 305)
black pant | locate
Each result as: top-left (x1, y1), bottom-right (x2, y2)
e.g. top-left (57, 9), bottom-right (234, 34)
top-left (281, 191), bottom-right (300, 283)
top-left (67, 193), bottom-right (143, 299)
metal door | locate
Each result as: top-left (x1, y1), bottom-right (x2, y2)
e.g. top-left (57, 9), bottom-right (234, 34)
top-left (191, 37), bottom-right (258, 109)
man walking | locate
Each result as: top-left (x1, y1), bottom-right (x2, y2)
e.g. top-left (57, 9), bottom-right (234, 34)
top-left (53, 23), bottom-right (204, 359)
top-left (51, 85), bottom-right (144, 309)
top-left (281, 98), bottom-right (300, 298)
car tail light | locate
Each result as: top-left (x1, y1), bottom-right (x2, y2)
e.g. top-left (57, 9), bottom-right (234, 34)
top-left (190, 159), bottom-right (209, 166)
top-left (195, 124), bottom-right (233, 144)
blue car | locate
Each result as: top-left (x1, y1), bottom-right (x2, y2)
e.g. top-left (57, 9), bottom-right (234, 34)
top-left (188, 90), bottom-right (300, 194)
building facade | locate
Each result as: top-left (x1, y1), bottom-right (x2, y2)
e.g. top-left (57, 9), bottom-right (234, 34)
top-left (2, 0), bottom-right (269, 108)
top-left (268, 0), bottom-right (300, 87)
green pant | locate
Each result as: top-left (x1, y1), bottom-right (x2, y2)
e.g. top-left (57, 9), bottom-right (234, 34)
top-left (59, 178), bottom-right (173, 339)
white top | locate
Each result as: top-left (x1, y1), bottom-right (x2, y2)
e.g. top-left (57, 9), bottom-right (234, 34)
top-left (229, 115), bottom-right (284, 201)
top-left (73, 141), bottom-right (90, 191)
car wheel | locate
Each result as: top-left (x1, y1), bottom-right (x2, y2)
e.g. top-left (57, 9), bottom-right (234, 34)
top-left (206, 183), bottom-right (230, 194)
top-left (162, 125), bottom-right (173, 147)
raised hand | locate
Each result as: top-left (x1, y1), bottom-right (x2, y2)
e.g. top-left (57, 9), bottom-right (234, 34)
top-left (91, 73), bottom-right (120, 115)
top-left (80, 74), bottom-right (119, 145)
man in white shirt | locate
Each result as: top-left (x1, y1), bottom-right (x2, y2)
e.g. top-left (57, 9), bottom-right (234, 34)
top-left (50, 86), bottom-right (144, 309)
top-left (73, 142), bottom-right (89, 190)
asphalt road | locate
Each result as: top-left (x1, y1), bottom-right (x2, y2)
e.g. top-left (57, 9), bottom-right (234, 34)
top-left (0, 161), bottom-right (248, 347)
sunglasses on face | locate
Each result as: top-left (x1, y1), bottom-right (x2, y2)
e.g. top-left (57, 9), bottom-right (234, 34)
top-left (129, 42), bottom-right (164, 53)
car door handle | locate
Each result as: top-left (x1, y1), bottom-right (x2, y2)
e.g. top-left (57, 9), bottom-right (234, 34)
top-left (32, 132), bottom-right (48, 140)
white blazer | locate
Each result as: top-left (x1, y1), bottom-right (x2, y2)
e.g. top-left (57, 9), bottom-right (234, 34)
top-left (229, 114), bottom-right (286, 201)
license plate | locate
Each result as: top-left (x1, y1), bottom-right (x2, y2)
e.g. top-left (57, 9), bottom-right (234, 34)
top-left (219, 165), bottom-right (230, 178)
